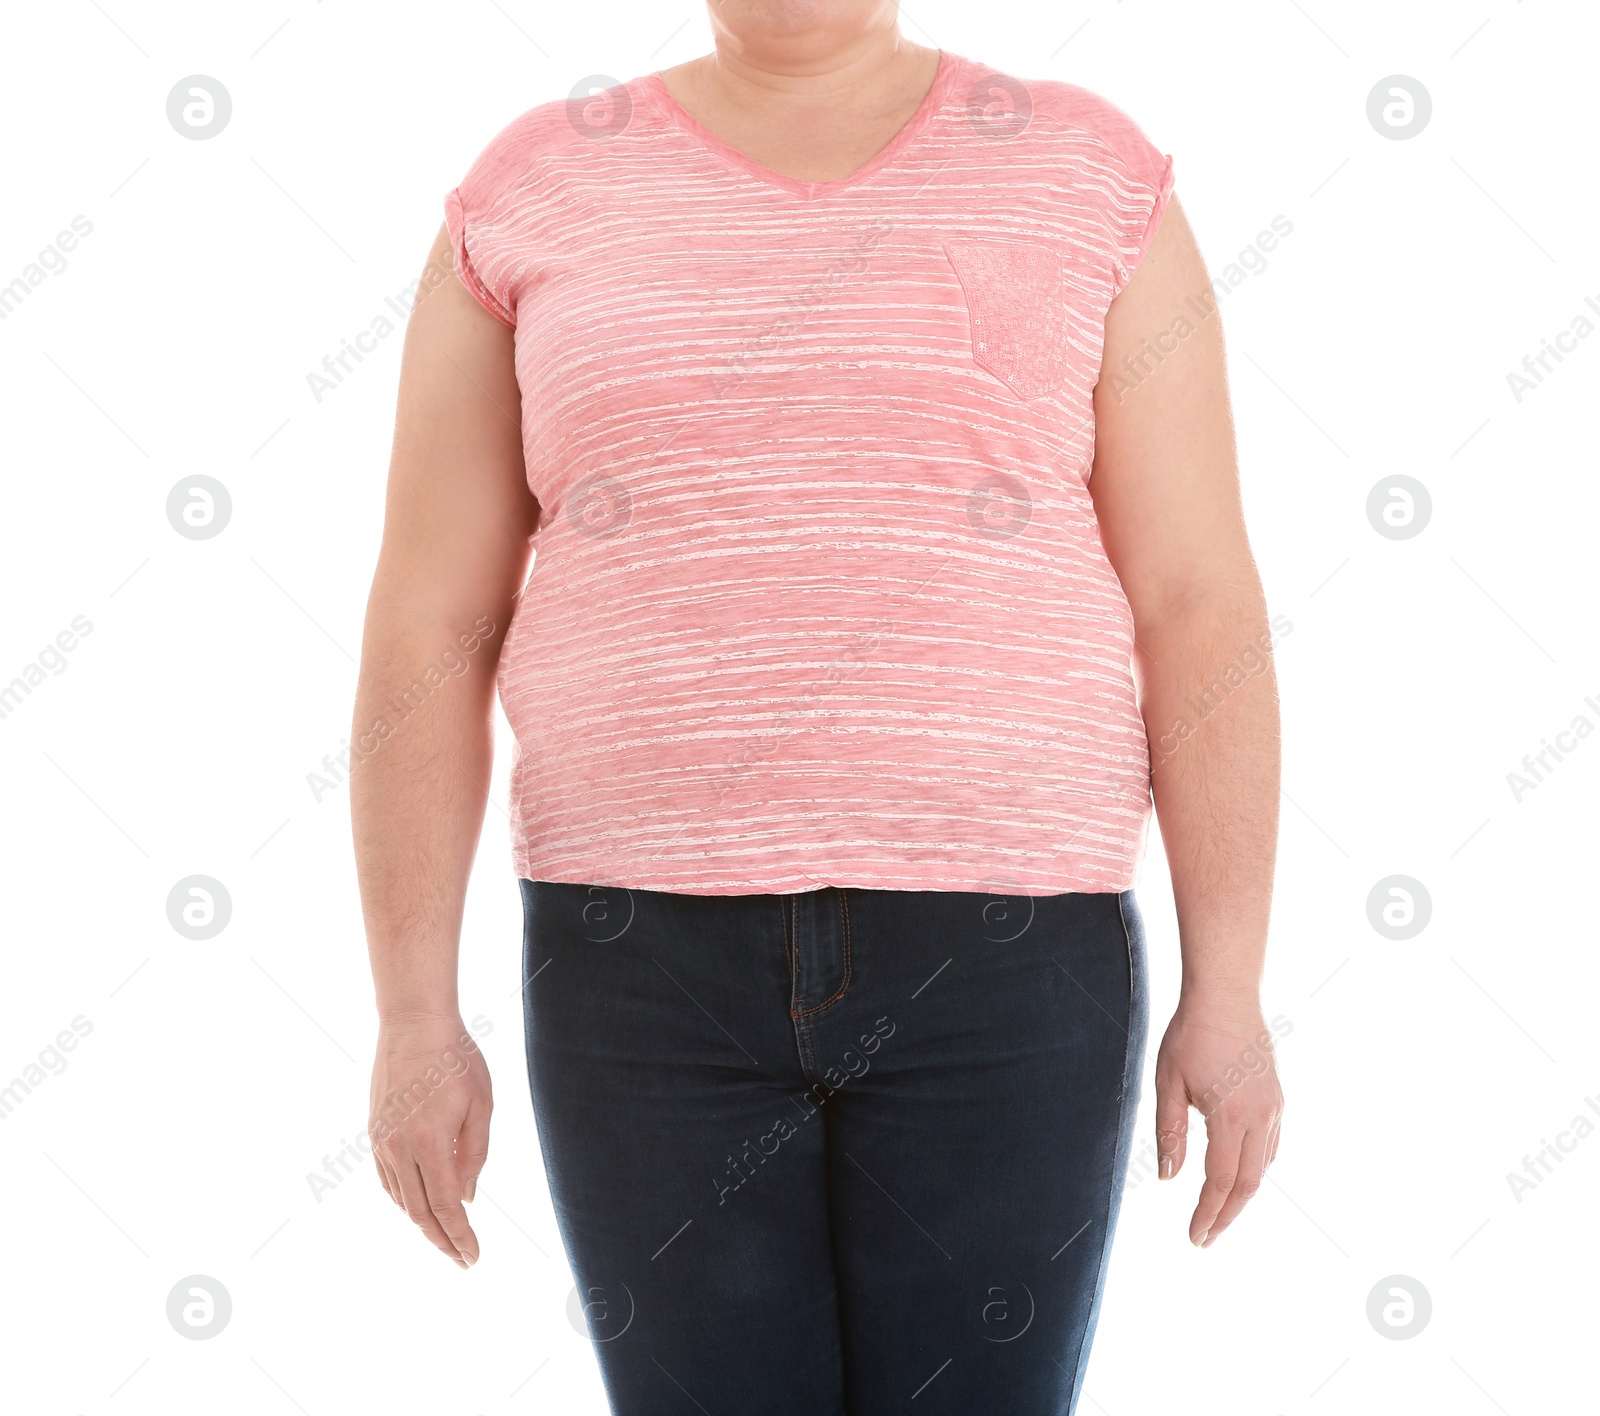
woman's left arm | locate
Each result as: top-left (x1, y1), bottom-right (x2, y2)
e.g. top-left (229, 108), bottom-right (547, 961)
top-left (1089, 194), bottom-right (1286, 1249)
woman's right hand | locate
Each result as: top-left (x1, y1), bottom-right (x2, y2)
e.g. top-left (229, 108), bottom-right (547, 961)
top-left (368, 1014), bottom-right (492, 1268)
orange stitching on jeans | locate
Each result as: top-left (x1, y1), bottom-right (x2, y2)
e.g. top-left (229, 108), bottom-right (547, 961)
top-left (796, 887), bottom-right (852, 1018)
top-left (787, 893), bottom-right (806, 1015)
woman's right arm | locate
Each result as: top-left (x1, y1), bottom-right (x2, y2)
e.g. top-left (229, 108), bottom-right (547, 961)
top-left (350, 222), bottom-right (538, 1267)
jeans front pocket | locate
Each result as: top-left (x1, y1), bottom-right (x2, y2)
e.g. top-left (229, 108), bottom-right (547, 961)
top-left (943, 238), bottom-right (1070, 400)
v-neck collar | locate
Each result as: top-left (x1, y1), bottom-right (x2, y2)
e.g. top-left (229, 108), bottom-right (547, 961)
top-left (636, 49), bottom-right (964, 201)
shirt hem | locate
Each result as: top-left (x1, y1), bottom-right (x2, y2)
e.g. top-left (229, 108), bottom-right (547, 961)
top-left (509, 855), bottom-right (1140, 897)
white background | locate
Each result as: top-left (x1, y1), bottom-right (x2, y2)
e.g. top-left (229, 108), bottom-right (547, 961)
top-left (2, 1), bottom-right (1596, 1411)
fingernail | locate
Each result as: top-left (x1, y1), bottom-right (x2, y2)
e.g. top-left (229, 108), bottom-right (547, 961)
top-left (1159, 1156), bottom-right (1173, 1180)
top-left (1194, 1230), bottom-right (1208, 1247)
top-left (465, 1180), bottom-right (476, 1202)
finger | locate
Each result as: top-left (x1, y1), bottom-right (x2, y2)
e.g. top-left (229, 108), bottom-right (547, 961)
top-left (1265, 1112), bottom-right (1282, 1171)
top-left (383, 1157), bottom-right (408, 1208)
top-left (454, 1094), bottom-right (491, 1205)
top-left (398, 1159), bottom-right (470, 1267)
top-left (1189, 1116), bottom-right (1245, 1246)
top-left (1153, 1068), bottom-right (1190, 1180)
top-left (369, 1119), bottom-right (404, 1206)
top-left (373, 1151), bottom-right (397, 1203)
top-left (1202, 1123), bottom-right (1269, 1246)
top-left (418, 1143), bottom-right (480, 1267)
top-left (372, 1141), bottom-right (405, 1207)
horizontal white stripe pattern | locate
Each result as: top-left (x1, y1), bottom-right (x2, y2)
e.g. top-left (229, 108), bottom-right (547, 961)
top-left (444, 50), bottom-right (1175, 895)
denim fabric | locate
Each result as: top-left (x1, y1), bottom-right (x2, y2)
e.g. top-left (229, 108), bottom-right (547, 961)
top-left (519, 879), bottom-right (1149, 1415)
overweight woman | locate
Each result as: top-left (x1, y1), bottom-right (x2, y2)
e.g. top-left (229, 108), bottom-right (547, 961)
top-left (351, 3), bottom-right (1285, 1411)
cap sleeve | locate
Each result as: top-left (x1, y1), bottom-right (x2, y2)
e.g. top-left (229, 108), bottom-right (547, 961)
top-left (1082, 94), bottom-right (1176, 297)
top-left (444, 110), bottom-right (540, 328)
top-left (1120, 150), bottom-right (1175, 296)
top-left (444, 184), bottom-right (515, 327)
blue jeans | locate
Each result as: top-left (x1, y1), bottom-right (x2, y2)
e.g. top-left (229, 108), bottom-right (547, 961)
top-left (518, 880), bottom-right (1149, 1415)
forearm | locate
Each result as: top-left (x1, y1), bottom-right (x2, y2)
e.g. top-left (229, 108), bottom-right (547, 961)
top-left (350, 608), bottom-right (502, 1022)
top-left (1139, 585), bottom-right (1281, 1004)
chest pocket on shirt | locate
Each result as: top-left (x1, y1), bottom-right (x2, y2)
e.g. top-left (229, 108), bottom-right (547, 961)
top-left (942, 240), bottom-right (1070, 401)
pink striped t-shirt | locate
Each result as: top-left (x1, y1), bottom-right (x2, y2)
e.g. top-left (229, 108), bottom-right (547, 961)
top-left (444, 49), bottom-right (1174, 896)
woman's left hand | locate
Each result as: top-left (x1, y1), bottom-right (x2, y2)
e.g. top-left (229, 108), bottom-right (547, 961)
top-left (1152, 995), bottom-right (1284, 1248)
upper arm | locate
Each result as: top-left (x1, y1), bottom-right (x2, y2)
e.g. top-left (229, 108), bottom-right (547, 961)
top-left (1089, 195), bottom-right (1260, 623)
top-left (364, 221), bottom-right (537, 639)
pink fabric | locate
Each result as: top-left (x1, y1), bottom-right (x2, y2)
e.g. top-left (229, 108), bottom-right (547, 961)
top-left (444, 50), bottom-right (1175, 895)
